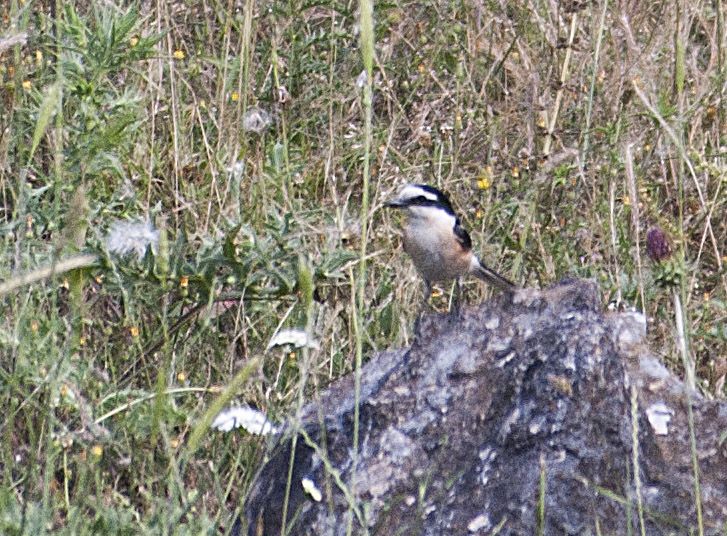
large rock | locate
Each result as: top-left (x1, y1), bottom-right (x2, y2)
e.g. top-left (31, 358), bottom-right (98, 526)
top-left (236, 280), bottom-right (727, 535)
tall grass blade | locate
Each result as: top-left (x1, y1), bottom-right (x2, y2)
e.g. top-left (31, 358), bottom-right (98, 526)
top-left (183, 357), bottom-right (261, 461)
top-left (349, 0), bottom-right (374, 534)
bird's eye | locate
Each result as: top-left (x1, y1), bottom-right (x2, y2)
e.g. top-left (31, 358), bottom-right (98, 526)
top-left (415, 195), bottom-right (428, 203)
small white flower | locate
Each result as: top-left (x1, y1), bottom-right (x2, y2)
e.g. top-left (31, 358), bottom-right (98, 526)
top-left (105, 219), bottom-right (159, 260)
top-left (212, 406), bottom-right (279, 435)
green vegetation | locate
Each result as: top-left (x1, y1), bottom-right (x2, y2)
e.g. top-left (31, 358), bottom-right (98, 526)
top-left (0, 0), bottom-right (724, 533)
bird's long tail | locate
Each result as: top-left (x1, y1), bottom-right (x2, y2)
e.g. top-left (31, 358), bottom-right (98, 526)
top-left (470, 257), bottom-right (517, 292)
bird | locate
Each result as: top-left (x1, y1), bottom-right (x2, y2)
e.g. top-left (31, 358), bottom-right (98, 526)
top-left (385, 183), bottom-right (516, 314)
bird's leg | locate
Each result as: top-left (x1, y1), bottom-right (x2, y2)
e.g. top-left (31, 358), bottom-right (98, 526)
top-left (451, 277), bottom-right (462, 319)
top-left (423, 279), bottom-right (432, 310)
top-left (414, 279), bottom-right (432, 335)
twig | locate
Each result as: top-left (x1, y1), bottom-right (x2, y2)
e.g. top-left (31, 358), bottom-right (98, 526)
top-left (623, 143), bottom-right (645, 310)
top-left (0, 253), bottom-right (98, 296)
top-left (543, 12), bottom-right (579, 157)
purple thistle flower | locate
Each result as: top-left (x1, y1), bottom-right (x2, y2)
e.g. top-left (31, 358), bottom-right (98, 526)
top-left (646, 226), bottom-right (671, 262)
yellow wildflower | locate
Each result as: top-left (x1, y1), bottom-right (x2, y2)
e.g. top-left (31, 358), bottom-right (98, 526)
top-left (477, 166), bottom-right (493, 190)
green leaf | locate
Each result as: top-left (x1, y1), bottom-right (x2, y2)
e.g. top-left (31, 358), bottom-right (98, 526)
top-left (222, 224), bottom-right (243, 260)
top-left (273, 141), bottom-right (286, 172)
top-left (298, 255), bottom-right (314, 314)
top-left (28, 83), bottom-right (61, 164)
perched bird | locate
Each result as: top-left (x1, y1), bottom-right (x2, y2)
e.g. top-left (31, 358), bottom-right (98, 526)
top-left (385, 183), bottom-right (515, 312)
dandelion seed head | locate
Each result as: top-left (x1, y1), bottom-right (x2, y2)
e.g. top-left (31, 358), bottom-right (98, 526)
top-left (242, 107), bottom-right (272, 134)
top-left (105, 219), bottom-right (159, 260)
top-left (212, 406), bottom-right (279, 435)
top-left (267, 329), bottom-right (319, 351)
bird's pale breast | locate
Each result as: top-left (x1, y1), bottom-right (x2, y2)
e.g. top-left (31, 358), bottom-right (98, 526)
top-left (402, 210), bottom-right (471, 282)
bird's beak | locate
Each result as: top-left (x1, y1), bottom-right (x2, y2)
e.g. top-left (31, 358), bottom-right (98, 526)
top-left (384, 199), bottom-right (406, 208)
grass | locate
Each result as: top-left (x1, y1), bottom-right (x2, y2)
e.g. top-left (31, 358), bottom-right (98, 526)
top-left (0, 0), bottom-right (725, 533)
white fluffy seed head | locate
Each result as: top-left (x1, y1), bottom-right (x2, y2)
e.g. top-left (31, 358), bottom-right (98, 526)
top-left (105, 219), bottom-right (159, 260)
top-left (242, 107), bottom-right (272, 134)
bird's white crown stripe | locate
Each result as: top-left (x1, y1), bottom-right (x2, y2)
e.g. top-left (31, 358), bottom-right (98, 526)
top-left (397, 184), bottom-right (438, 202)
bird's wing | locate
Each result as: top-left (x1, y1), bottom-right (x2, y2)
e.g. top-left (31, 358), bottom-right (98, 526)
top-left (453, 220), bottom-right (472, 251)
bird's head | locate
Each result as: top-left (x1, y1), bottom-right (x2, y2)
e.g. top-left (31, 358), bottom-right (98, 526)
top-left (384, 184), bottom-right (455, 217)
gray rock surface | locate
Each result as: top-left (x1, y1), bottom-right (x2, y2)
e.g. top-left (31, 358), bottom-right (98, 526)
top-left (237, 280), bottom-right (727, 535)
